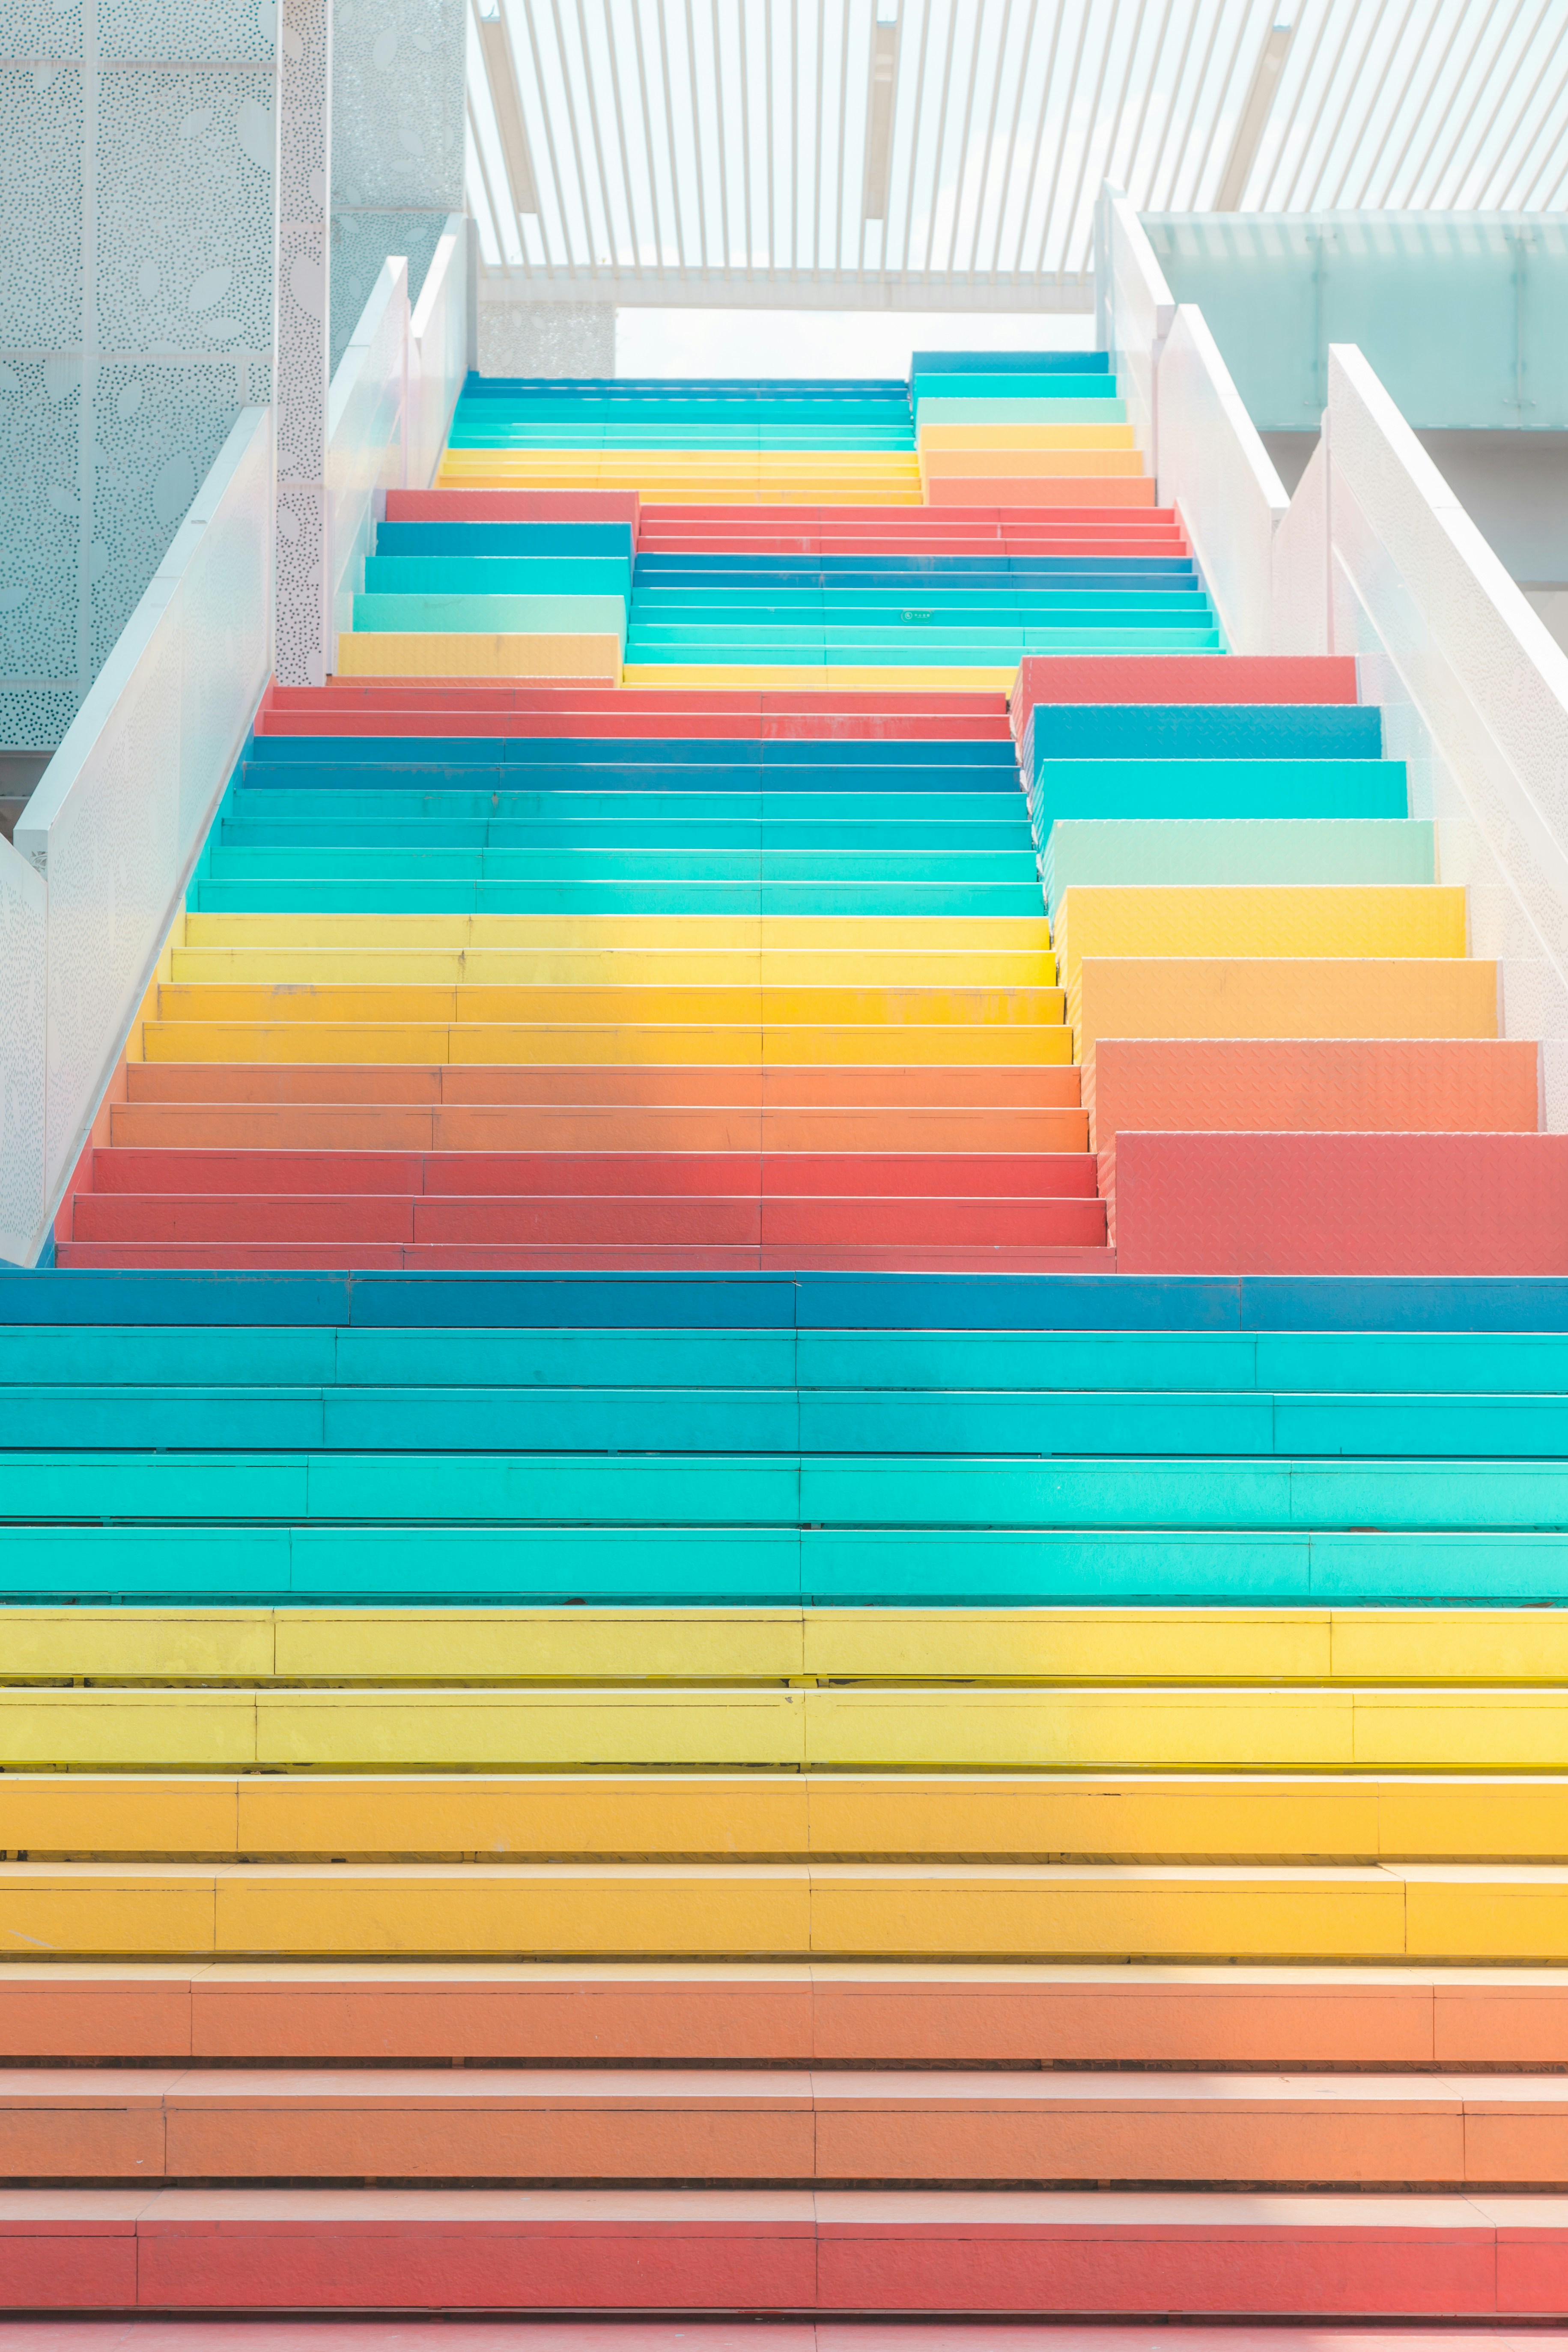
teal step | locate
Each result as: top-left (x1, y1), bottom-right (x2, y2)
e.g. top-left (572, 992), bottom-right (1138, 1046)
top-left (9, 1389), bottom-right (1568, 1453)
top-left (911, 374), bottom-right (1120, 402)
top-left (225, 799), bottom-right (1031, 844)
top-left (623, 634), bottom-right (1221, 659)
top-left (1041, 818), bottom-right (1436, 912)
top-left (364, 558), bottom-right (634, 597)
top-left (9, 1327), bottom-right (1568, 1391)
top-left (203, 847), bottom-right (1039, 882)
top-left (0, 1524), bottom-right (1560, 1604)
top-left (188, 880), bottom-right (1049, 915)
top-left (1029, 758), bottom-right (1408, 835)
top-left (6, 1452), bottom-right (1568, 1524)
top-left (222, 818), bottom-right (1033, 853)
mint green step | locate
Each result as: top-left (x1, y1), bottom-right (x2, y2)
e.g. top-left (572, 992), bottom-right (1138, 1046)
top-left (349, 594), bottom-right (628, 645)
top-left (914, 398), bottom-right (1130, 426)
top-left (1041, 819), bottom-right (1436, 913)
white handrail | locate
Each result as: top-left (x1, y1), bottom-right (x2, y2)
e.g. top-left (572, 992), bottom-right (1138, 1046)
top-left (1097, 185), bottom-right (1174, 475)
top-left (1292, 344), bottom-right (1568, 1124)
top-left (325, 214), bottom-right (471, 668)
top-left (1157, 304), bottom-right (1290, 658)
top-left (2, 406), bottom-right (273, 1265)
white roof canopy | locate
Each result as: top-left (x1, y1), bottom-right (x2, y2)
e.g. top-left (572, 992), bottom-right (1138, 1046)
top-left (466, 0), bottom-right (1568, 310)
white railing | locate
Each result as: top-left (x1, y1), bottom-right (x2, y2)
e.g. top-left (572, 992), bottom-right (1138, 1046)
top-left (1, 407), bottom-right (273, 1264)
top-left (326, 212), bottom-right (471, 668)
top-left (1096, 187), bottom-right (1288, 658)
top-left (408, 217), bottom-right (472, 501)
top-left (327, 256), bottom-right (411, 668)
top-left (1157, 304), bottom-right (1289, 659)
top-left (1273, 345), bottom-right (1568, 1126)
top-left (1096, 185), bottom-right (1173, 477)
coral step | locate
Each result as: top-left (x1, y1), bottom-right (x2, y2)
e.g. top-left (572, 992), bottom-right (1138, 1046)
top-left (3, 2185), bottom-right (1565, 2315)
top-left (84, 1151), bottom-right (1099, 1199)
top-left (108, 1105), bottom-right (1089, 1155)
top-left (1090, 1038), bottom-right (1540, 1169)
top-left (2, 2064), bottom-right (1568, 2191)
top-left (1011, 655), bottom-right (1359, 733)
top-left (2, 1963), bottom-right (1565, 2069)
top-left (55, 1243), bottom-right (1116, 1271)
top-left (1115, 1132), bottom-right (1568, 1276)
top-left (68, 1193), bottom-right (1109, 1249)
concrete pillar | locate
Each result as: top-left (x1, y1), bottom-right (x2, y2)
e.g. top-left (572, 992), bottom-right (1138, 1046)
top-left (273, 0), bottom-right (332, 686)
top-left (477, 298), bottom-right (616, 378)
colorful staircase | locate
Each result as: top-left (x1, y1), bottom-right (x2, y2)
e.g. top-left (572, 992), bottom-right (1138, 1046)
top-left (12, 351), bottom-right (1568, 2325)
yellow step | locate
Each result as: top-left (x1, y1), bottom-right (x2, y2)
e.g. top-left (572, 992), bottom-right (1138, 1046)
top-left (181, 915), bottom-right (1051, 951)
top-left (141, 1022), bottom-right (1074, 1065)
top-left (3, 1771), bottom-right (1567, 1863)
top-left (14, 1606), bottom-right (1568, 1689)
top-left (1053, 888), bottom-right (1468, 982)
top-left (335, 633), bottom-right (623, 680)
top-left (1070, 958), bottom-right (1499, 1059)
top-left (6, 1683), bottom-right (1568, 1771)
top-left (168, 949), bottom-right (1059, 988)
top-left (0, 1857), bottom-right (1546, 1961)
top-left (153, 984), bottom-right (1065, 1028)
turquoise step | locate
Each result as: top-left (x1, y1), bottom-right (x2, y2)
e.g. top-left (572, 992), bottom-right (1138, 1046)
top-left (1041, 818), bottom-right (1436, 912)
top-left (6, 1452), bottom-right (1568, 1526)
top-left (221, 816), bottom-right (1032, 853)
top-left (1028, 758), bottom-right (1408, 835)
top-left (203, 847), bottom-right (1039, 882)
top-left (11, 1327), bottom-right (1568, 1391)
top-left (188, 880), bottom-right (1049, 915)
top-left (10, 1389), bottom-right (1568, 1453)
top-left (0, 1524), bottom-right (1560, 1605)
top-left (911, 374), bottom-right (1120, 402)
top-left (225, 794), bottom-right (1031, 839)
top-left (364, 558), bottom-right (634, 597)
top-left (623, 633), bottom-right (1221, 660)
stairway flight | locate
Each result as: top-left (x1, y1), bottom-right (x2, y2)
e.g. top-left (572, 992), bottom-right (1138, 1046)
top-left (13, 351), bottom-right (1568, 2325)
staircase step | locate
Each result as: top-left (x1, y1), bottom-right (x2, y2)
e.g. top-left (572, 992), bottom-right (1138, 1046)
top-left (0, 1961), bottom-right (1554, 2068)
top-left (0, 2062), bottom-right (1565, 2190)
top-left (1115, 1132), bottom-right (1568, 1277)
top-left (3, 2185), bottom-right (1555, 2317)
top-left (1071, 959), bottom-right (1498, 1058)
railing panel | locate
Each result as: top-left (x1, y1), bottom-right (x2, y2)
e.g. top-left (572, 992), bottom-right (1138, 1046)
top-left (1271, 429), bottom-right (1329, 658)
top-left (1157, 305), bottom-right (1289, 659)
top-left (408, 216), bottom-right (469, 495)
top-left (326, 258), bottom-right (409, 666)
top-left (1098, 187), bottom-right (1174, 474)
top-left (8, 408), bottom-right (272, 1260)
top-left (0, 840), bottom-right (45, 1264)
top-left (1326, 343), bottom-right (1568, 1122)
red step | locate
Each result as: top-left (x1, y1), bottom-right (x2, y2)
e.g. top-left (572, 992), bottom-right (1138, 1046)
top-left (1, 2185), bottom-right (1557, 2314)
top-left (1011, 654), bottom-right (1361, 737)
top-left (1114, 1130), bottom-right (1568, 1276)
top-left (84, 1149), bottom-right (1100, 1199)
